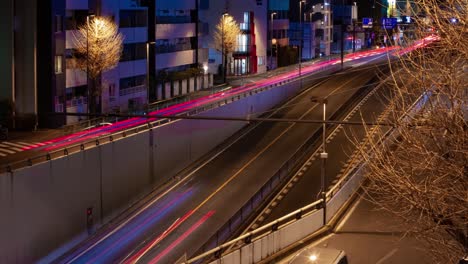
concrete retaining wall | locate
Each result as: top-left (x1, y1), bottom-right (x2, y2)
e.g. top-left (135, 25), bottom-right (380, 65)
top-left (0, 70), bottom-right (328, 262)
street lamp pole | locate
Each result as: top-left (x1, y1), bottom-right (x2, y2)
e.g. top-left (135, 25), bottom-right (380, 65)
top-left (146, 41), bottom-right (155, 111)
top-left (270, 12), bottom-right (277, 70)
top-left (341, 0), bottom-right (345, 70)
top-left (299, 0), bottom-right (305, 79)
top-left (86, 14), bottom-right (95, 116)
top-left (311, 97), bottom-right (328, 226)
top-left (221, 12), bottom-right (228, 84)
top-left (272, 38), bottom-right (278, 70)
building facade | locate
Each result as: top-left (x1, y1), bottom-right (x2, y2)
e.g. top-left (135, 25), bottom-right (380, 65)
top-left (199, 0), bottom-right (268, 76)
top-left (268, 0), bottom-right (290, 69)
top-left (0, 0), bottom-right (209, 128)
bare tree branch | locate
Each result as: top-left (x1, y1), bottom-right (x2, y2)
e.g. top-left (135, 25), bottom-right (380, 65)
top-left (354, 0), bottom-right (468, 262)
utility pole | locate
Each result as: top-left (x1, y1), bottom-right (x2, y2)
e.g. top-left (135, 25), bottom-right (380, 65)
top-left (299, 0), bottom-right (305, 87)
top-left (221, 13), bottom-right (228, 84)
top-left (311, 97), bottom-right (328, 226)
top-left (341, 0), bottom-right (345, 70)
top-left (270, 12), bottom-right (277, 70)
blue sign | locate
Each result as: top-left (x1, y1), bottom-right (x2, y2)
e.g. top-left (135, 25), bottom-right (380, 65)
top-left (363, 18), bottom-right (373, 28)
top-left (382, 18), bottom-right (397, 29)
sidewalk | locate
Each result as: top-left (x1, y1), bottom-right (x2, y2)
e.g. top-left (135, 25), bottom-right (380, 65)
top-left (277, 195), bottom-right (432, 264)
top-left (3, 56), bottom-right (337, 145)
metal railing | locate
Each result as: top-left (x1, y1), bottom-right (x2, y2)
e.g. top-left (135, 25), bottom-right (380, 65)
top-left (186, 71), bottom-right (377, 263)
top-left (0, 59), bottom-right (336, 173)
top-left (184, 79), bottom-right (432, 264)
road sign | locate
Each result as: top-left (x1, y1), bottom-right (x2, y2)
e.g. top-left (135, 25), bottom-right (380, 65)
top-left (363, 18), bottom-right (373, 28)
top-left (382, 17), bottom-right (397, 29)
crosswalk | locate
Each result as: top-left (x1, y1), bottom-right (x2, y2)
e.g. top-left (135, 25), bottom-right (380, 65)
top-left (0, 141), bottom-right (46, 157)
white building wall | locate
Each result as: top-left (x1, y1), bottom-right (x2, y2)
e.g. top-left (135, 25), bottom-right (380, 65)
top-left (199, 0), bottom-right (268, 75)
top-left (64, 0), bottom-right (206, 117)
top-left (156, 23), bottom-right (196, 39)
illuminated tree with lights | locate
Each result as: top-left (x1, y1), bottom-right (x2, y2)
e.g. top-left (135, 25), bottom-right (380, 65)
top-left (74, 16), bottom-right (123, 114)
top-left (213, 14), bottom-right (241, 83)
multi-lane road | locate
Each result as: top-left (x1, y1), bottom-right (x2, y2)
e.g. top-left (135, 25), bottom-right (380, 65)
top-left (49, 53), bottom-right (392, 264)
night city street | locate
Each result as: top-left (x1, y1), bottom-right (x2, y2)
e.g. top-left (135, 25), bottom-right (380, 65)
top-left (0, 0), bottom-right (466, 263)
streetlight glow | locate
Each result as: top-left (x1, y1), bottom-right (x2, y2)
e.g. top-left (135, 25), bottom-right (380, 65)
top-left (309, 254), bottom-right (318, 261)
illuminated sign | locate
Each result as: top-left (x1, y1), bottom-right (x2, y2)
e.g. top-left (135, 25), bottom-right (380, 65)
top-left (363, 18), bottom-right (373, 28)
top-left (382, 17), bottom-right (397, 29)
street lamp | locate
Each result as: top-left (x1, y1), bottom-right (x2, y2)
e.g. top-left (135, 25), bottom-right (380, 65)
top-left (311, 96), bottom-right (328, 226)
top-left (270, 12), bottom-right (277, 70)
top-left (221, 12), bottom-right (228, 84)
top-left (272, 38), bottom-right (278, 69)
top-left (299, 0), bottom-right (306, 80)
top-left (146, 41), bottom-right (155, 110)
top-left (202, 64), bottom-right (209, 93)
top-left (86, 14), bottom-right (95, 115)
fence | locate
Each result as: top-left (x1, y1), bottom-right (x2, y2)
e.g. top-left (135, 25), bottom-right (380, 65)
top-left (1, 63), bottom-right (336, 174)
top-left (184, 83), bottom-right (431, 264)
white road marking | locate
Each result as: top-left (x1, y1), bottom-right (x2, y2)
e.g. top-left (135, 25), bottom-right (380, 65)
top-left (0, 148), bottom-right (16, 154)
top-left (376, 248), bottom-right (399, 264)
top-left (335, 195), bottom-right (364, 231)
top-left (15, 142), bottom-right (34, 147)
top-left (2, 142), bottom-right (26, 148)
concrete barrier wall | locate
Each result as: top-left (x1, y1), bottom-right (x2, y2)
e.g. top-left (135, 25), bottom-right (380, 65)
top-left (0, 75), bottom-right (310, 262)
top-left (326, 166), bottom-right (365, 223)
top-left (209, 209), bottom-right (324, 264)
top-left (206, 169), bottom-right (366, 264)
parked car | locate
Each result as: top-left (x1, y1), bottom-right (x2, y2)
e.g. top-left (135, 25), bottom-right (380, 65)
top-left (289, 247), bottom-right (347, 264)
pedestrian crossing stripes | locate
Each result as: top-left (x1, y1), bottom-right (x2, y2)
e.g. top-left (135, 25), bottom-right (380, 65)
top-left (0, 141), bottom-right (45, 157)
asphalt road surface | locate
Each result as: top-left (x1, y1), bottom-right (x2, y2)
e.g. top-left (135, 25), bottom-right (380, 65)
top-left (52, 54), bottom-right (390, 264)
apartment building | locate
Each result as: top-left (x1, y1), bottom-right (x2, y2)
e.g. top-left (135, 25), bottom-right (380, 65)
top-left (199, 0), bottom-right (268, 76)
top-left (268, 0), bottom-right (290, 69)
top-left (65, 0), bottom-right (207, 123)
top-left (0, 0), bottom-right (208, 128)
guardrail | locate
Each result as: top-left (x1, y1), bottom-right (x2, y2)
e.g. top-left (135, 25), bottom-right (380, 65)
top-left (1, 61), bottom-right (336, 174)
top-left (184, 82), bottom-right (431, 264)
top-left (184, 73), bottom-right (378, 264)
top-left (61, 116), bottom-right (123, 135)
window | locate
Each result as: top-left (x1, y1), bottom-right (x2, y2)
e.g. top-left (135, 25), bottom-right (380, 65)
top-left (55, 15), bottom-right (63, 33)
top-left (120, 10), bottom-right (147, 28)
top-left (200, 0), bottom-right (209, 9)
top-left (109, 83), bottom-right (116, 97)
top-left (120, 75), bottom-right (146, 90)
top-left (121, 43), bottom-right (147, 62)
top-left (55, 55), bottom-right (63, 74)
top-left (65, 10), bottom-right (88, 30)
top-left (258, 56), bottom-right (265, 66)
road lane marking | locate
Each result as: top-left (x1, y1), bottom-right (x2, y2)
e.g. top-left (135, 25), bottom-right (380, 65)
top-left (335, 194), bottom-right (364, 232)
top-left (0, 148), bottom-right (16, 154)
top-left (376, 248), bottom-right (399, 264)
top-left (2, 142), bottom-right (26, 149)
top-left (235, 70), bottom-right (375, 237)
top-left (72, 71), bottom-right (330, 263)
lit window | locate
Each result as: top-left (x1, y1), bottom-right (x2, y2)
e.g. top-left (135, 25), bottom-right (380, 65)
top-left (55, 55), bottom-right (63, 74)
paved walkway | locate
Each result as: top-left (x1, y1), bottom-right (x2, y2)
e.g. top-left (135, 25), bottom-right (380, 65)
top-left (3, 56), bottom-right (338, 145)
top-left (278, 195), bottom-right (432, 264)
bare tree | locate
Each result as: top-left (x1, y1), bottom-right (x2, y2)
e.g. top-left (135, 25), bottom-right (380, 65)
top-left (74, 16), bottom-right (123, 114)
top-left (354, 0), bottom-right (467, 262)
top-left (213, 14), bottom-right (241, 83)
